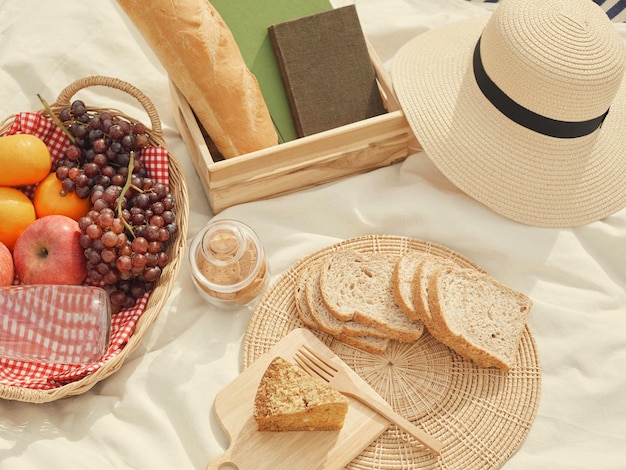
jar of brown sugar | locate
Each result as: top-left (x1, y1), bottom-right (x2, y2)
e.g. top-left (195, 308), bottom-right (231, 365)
top-left (189, 219), bottom-right (269, 309)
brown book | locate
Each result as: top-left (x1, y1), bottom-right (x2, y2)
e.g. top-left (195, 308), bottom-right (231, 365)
top-left (268, 5), bottom-right (386, 138)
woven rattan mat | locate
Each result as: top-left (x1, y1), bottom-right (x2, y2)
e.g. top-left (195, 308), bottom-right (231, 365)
top-left (243, 235), bottom-right (541, 469)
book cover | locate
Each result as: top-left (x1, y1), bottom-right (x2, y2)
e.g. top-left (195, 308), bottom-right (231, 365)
top-left (268, 5), bottom-right (387, 138)
top-left (210, 0), bottom-right (333, 144)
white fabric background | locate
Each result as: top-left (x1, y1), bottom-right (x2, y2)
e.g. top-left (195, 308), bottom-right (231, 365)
top-left (0, 1), bottom-right (625, 469)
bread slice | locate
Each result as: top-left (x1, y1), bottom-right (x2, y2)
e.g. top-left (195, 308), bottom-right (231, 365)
top-left (411, 255), bottom-right (457, 336)
top-left (392, 251), bottom-right (427, 319)
top-left (306, 265), bottom-right (387, 339)
top-left (335, 334), bottom-right (389, 355)
top-left (295, 264), bottom-right (321, 330)
top-left (254, 356), bottom-right (349, 431)
top-left (427, 265), bottom-right (532, 370)
top-left (296, 263), bottom-right (390, 354)
top-left (319, 250), bottom-right (423, 343)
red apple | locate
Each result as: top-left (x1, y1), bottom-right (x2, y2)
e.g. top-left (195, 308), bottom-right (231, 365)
top-left (13, 215), bottom-right (87, 285)
top-left (0, 241), bottom-right (14, 286)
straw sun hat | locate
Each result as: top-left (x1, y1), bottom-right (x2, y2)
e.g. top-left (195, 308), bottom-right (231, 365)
top-left (392, 0), bottom-right (626, 227)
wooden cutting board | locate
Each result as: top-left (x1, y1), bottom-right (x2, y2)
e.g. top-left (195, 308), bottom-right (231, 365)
top-left (206, 328), bottom-right (390, 470)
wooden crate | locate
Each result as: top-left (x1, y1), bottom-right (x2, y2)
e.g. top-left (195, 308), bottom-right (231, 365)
top-left (170, 43), bottom-right (418, 214)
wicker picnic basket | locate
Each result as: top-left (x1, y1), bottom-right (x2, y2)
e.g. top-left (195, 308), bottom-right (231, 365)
top-left (0, 75), bottom-right (189, 403)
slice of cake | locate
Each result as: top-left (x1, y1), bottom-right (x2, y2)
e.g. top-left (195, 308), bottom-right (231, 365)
top-left (253, 356), bottom-right (349, 431)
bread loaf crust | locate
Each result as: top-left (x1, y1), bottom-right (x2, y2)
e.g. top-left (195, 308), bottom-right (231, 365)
top-left (117, 0), bottom-right (278, 158)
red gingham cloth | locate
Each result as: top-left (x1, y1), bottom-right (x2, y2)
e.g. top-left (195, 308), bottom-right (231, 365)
top-left (0, 112), bottom-right (170, 390)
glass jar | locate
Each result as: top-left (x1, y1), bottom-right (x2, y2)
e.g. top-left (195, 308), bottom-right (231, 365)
top-left (189, 219), bottom-right (269, 309)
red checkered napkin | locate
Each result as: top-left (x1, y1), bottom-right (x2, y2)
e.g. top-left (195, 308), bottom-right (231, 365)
top-left (0, 112), bottom-right (170, 390)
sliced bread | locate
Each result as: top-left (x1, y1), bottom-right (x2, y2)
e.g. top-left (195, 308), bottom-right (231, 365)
top-left (319, 250), bottom-right (424, 343)
top-left (411, 255), bottom-right (457, 335)
top-left (296, 262), bottom-right (390, 355)
top-left (335, 333), bottom-right (389, 355)
top-left (305, 266), bottom-right (387, 339)
top-left (392, 251), bottom-right (427, 320)
top-left (295, 264), bottom-right (321, 330)
top-left (427, 264), bottom-right (532, 370)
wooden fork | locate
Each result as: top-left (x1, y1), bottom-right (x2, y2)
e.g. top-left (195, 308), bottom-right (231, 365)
top-left (294, 344), bottom-right (443, 455)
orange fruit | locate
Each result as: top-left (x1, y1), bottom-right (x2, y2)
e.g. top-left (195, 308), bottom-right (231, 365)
top-left (33, 173), bottom-right (91, 221)
top-left (0, 134), bottom-right (52, 187)
top-left (0, 187), bottom-right (37, 250)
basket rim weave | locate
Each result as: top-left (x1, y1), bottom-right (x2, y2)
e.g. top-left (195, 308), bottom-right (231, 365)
top-left (0, 75), bottom-right (189, 403)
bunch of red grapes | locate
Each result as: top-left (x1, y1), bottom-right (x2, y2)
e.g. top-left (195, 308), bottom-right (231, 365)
top-left (53, 99), bottom-right (178, 310)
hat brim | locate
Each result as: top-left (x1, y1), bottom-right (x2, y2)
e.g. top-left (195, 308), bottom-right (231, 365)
top-left (392, 15), bottom-right (626, 227)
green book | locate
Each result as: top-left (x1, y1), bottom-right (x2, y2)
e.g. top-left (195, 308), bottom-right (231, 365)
top-left (210, 0), bottom-right (333, 144)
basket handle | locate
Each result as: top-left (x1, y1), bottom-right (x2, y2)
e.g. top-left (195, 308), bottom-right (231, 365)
top-left (52, 75), bottom-right (163, 137)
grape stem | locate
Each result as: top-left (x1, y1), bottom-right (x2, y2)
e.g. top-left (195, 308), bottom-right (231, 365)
top-left (37, 94), bottom-right (76, 144)
top-left (118, 151), bottom-right (137, 238)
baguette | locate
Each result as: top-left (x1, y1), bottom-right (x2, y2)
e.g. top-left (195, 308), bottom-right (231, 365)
top-left (427, 265), bottom-right (532, 370)
top-left (117, 0), bottom-right (278, 158)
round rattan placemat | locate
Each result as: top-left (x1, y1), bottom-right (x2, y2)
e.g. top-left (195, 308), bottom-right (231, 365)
top-left (243, 235), bottom-right (541, 469)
